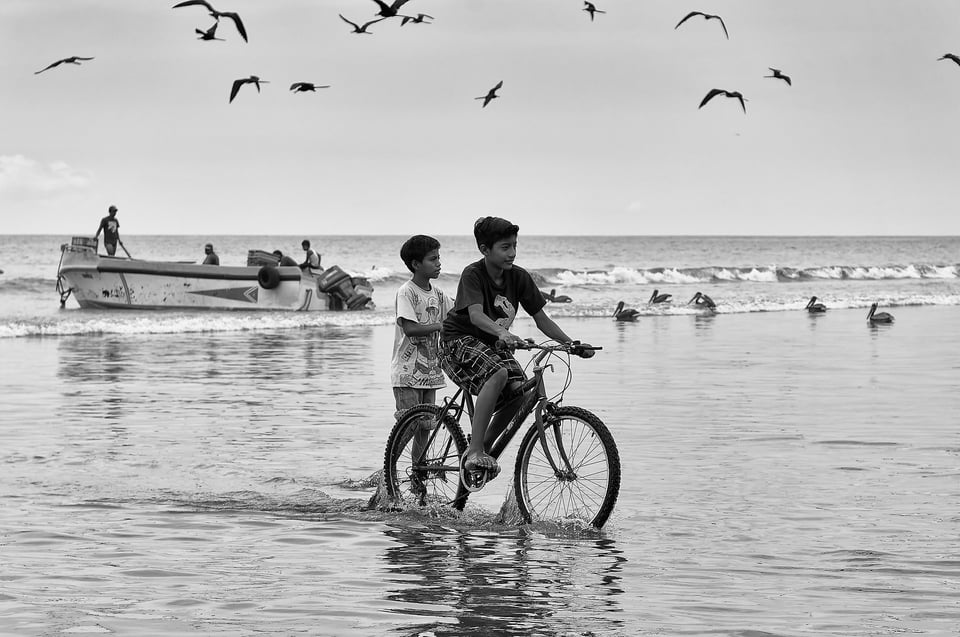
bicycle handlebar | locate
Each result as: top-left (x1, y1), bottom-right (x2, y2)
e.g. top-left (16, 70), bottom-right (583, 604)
top-left (495, 339), bottom-right (602, 355)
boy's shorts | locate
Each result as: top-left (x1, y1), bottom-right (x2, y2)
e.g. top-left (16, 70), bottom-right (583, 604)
top-left (393, 387), bottom-right (437, 421)
top-left (439, 336), bottom-right (526, 398)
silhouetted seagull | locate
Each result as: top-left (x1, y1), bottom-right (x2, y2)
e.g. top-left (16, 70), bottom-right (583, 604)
top-left (648, 289), bottom-right (672, 304)
top-left (400, 13), bottom-right (433, 26)
top-left (805, 296), bottom-right (827, 313)
top-left (173, 0), bottom-right (248, 42)
top-left (476, 81), bottom-right (503, 108)
top-left (938, 53), bottom-right (960, 67)
top-left (34, 56), bottom-right (94, 75)
top-left (699, 88), bottom-right (746, 113)
top-left (584, 2), bottom-right (606, 21)
top-left (613, 301), bottom-right (640, 322)
top-left (340, 14), bottom-right (386, 33)
top-left (867, 303), bottom-right (894, 324)
top-left (675, 11), bottom-right (728, 39)
top-left (765, 67), bottom-right (792, 85)
top-left (195, 21), bottom-right (224, 41)
top-left (290, 82), bottom-right (330, 93)
top-left (371, 0), bottom-right (412, 18)
top-left (229, 75), bottom-right (268, 103)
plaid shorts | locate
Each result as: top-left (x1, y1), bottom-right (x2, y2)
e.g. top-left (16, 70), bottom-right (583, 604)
top-left (439, 335), bottom-right (526, 397)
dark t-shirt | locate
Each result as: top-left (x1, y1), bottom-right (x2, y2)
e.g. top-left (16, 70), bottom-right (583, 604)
top-left (441, 259), bottom-right (546, 346)
top-left (98, 215), bottom-right (119, 244)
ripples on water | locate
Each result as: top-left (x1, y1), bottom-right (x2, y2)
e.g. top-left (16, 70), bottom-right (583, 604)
top-left (1, 307), bottom-right (959, 635)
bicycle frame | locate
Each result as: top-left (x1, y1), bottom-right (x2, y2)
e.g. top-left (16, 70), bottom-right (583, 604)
top-left (434, 346), bottom-right (575, 478)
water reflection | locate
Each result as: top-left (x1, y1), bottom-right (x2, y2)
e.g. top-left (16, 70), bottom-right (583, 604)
top-left (381, 523), bottom-right (626, 636)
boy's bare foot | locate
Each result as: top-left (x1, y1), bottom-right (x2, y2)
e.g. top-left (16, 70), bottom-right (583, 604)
top-left (462, 449), bottom-right (498, 474)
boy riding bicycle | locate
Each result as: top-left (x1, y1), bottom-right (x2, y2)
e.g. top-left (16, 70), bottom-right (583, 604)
top-left (439, 216), bottom-right (595, 480)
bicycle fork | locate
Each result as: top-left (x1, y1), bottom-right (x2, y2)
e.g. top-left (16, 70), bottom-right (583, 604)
top-left (531, 377), bottom-right (578, 482)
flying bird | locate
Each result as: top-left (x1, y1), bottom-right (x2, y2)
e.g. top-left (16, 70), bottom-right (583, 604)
top-left (290, 82), bottom-right (330, 93)
top-left (805, 296), bottom-right (827, 313)
top-left (229, 75), bottom-right (268, 103)
top-left (765, 67), bottom-right (792, 85)
top-left (648, 289), bottom-right (672, 304)
top-left (675, 11), bottom-right (729, 39)
top-left (699, 88), bottom-right (746, 113)
top-left (938, 53), bottom-right (960, 67)
top-left (172, 0), bottom-right (248, 42)
top-left (339, 14), bottom-right (386, 34)
top-left (195, 21), bottom-right (224, 41)
top-left (476, 81), bottom-right (503, 108)
top-left (583, 2), bottom-right (605, 21)
top-left (400, 13), bottom-right (434, 26)
top-left (613, 301), bottom-right (640, 322)
top-left (34, 56), bottom-right (95, 75)
top-left (371, 0), bottom-right (412, 18)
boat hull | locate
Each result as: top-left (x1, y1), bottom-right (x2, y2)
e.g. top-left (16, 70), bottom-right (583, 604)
top-left (57, 242), bottom-right (367, 311)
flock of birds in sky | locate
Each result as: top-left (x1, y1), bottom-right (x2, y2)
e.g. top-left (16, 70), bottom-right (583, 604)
top-left (605, 292), bottom-right (895, 324)
top-left (30, 2), bottom-right (960, 109)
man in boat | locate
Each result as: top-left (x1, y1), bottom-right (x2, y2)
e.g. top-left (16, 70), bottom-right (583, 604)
top-left (300, 239), bottom-right (321, 271)
top-left (272, 250), bottom-right (299, 266)
top-left (94, 205), bottom-right (121, 256)
top-left (202, 243), bottom-right (220, 265)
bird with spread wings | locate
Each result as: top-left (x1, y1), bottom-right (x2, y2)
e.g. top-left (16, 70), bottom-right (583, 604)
top-left (173, 0), bottom-right (248, 42)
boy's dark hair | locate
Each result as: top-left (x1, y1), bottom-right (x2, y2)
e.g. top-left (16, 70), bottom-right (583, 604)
top-left (302, 239), bottom-right (311, 248)
top-left (474, 216), bottom-right (519, 250)
top-left (400, 235), bottom-right (441, 273)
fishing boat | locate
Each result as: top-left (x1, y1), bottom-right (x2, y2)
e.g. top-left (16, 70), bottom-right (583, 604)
top-left (56, 237), bottom-right (374, 311)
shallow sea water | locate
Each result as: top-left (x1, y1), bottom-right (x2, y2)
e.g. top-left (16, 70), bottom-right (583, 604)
top-left (1, 305), bottom-right (959, 636)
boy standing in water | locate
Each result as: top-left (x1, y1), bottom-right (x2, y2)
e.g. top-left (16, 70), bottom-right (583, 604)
top-left (440, 217), bottom-right (594, 478)
top-left (391, 235), bottom-right (454, 420)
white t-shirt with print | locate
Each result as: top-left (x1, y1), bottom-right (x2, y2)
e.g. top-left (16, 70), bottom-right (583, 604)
top-left (390, 280), bottom-right (454, 389)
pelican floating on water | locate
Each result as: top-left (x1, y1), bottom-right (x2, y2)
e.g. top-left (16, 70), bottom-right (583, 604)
top-left (613, 301), bottom-right (640, 322)
top-left (648, 289), bottom-right (672, 304)
top-left (688, 292), bottom-right (716, 310)
top-left (229, 75), bottom-right (268, 103)
top-left (543, 289), bottom-right (572, 303)
top-left (867, 303), bottom-right (894, 324)
top-left (805, 296), bottom-right (827, 313)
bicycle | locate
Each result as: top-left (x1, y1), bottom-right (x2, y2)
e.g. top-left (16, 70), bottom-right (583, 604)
top-left (383, 340), bottom-right (621, 529)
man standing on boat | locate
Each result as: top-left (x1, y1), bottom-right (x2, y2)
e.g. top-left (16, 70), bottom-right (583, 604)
top-left (202, 243), bottom-right (220, 265)
top-left (94, 205), bottom-right (121, 257)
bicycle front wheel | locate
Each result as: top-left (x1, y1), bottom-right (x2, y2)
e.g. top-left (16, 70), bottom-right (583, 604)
top-left (383, 404), bottom-right (470, 510)
top-left (514, 406), bottom-right (621, 529)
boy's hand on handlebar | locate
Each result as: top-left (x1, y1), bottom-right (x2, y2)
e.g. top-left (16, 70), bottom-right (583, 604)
top-left (495, 333), bottom-right (529, 351)
top-left (570, 341), bottom-right (599, 358)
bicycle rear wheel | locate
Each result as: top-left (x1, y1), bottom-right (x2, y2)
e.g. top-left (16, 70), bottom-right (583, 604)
top-left (514, 406), bottom-right (620, 529)
top-left (384, 404), bottom-right (470, 510)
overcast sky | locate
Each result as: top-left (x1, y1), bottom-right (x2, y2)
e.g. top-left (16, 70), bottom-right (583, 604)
top-left (2, 0), bottom-right (959, 236)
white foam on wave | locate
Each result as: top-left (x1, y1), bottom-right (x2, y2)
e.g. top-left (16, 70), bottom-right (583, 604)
top-left (0, 309), bottom-right (396, 338)
top-left (554, 267), bottom-right (701, 286)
